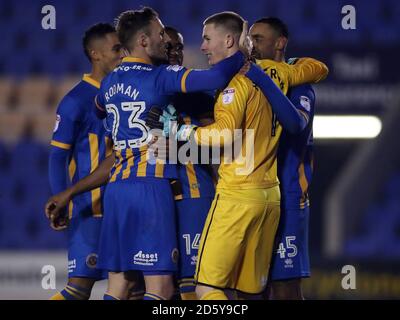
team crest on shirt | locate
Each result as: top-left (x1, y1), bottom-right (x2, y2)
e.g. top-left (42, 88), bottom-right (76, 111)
top-left (222, 88), bottom-right (235, 105)
top-left (86, 253), bottom-right (98, 269)
top-left (300, 96), bottom-right (311, 112)
top-left (53, 114), bottom-right (61, 132)
top-left (171, 248), bottom-right (179, 264)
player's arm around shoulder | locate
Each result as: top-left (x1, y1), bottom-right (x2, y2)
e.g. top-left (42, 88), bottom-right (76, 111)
top-left (254, 59), bottom-right (290, 94)
top-left (287, 57), bottom-right (329, 85)
top-left (287, 57), bottom-right (329, 86)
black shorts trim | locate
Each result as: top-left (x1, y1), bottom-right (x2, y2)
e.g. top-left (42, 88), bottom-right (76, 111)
top-left (196, 194), bottom-right (219, 282)
top-left (195, 281), bottom-right (266, 296)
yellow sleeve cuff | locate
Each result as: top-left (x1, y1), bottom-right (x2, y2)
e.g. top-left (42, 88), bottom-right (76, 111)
top-left (51, 140), bottom-right (71, 150)
top-left (180, 69), bottom-right (192, 93)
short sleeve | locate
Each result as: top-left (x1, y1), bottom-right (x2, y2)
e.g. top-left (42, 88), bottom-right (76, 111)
top-left (155, 64), bottom-right (191, 95)
top-left (50, 96), bottom-right (82, 150)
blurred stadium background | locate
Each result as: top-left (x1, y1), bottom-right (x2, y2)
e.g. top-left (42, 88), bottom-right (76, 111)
top-left (0, 0), bottom-right (399, 299)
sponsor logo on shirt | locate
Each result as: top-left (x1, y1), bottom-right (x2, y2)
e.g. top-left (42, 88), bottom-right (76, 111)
top-left (284, 258), bottom-right (294, 268)
top-left (68, 259), bottom-right (76, 273)
top-left (166, 65), bottom-right (184, 72)
top-left (133, 251), bottom-right (158, 266)
top-left (190, 255), bottom-right (197, 266)
top-left (118, 64), bottom-right (152, 72)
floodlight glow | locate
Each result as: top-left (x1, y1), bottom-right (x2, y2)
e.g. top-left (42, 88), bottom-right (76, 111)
top-left (313, 115), bottom-right (382, 139)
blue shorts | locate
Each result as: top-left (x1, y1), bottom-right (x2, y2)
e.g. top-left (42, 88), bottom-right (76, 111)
top-left (269, 206), bottom-right (310, 281)
top-left (97, 177), bottom-right (178, 273)
top-left (67, 214), bottom-right (106, 280)
top-left (176, 197), bottom-right (212, 291)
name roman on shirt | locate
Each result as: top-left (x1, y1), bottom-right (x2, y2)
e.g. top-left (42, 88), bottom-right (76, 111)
top-left (104, 83), bottom-right (140, 102)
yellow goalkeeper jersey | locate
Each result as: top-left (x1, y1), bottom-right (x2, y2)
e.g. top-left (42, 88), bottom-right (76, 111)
top-left (194, 57), bottom-right (328, 190)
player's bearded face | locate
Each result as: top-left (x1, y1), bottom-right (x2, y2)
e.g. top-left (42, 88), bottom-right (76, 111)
top-left (146, 19), bottom-right (169, 65)
top-left (201, 24), bottom-right (229, 66)
top-left (249, 23), bottom-right (278, 60)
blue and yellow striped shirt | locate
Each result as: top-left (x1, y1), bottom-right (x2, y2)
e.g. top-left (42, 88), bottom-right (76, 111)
top-left (51, 74), bottom-right (112, 218)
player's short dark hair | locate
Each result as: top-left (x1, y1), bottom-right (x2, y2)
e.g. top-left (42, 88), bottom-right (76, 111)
top-left (203, 11), bottom-right (244, 36)
top-left (115, 7), bottom-right (159, 51)
top-left (82, 23), bottom-right (116, 62)
top-left (164, 26), bottom-right (179, 37)
top-left (165, 26), bottom-right (184, 44)
top-left (254, 17), bottom-right (289, 39)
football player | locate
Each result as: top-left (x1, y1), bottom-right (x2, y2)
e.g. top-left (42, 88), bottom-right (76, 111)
top-left (250, 17), bottom-right (317, 300)
top-left (165, 26), bottom-right (216, 300)
top-left (146, 11), bottom-right (327, 300)
top-left (47, 23), bottom-right (123, 300)
top-left (91, 7), bottom-right (247, 300)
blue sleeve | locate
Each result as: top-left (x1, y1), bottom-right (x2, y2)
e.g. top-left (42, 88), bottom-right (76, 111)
top-left (51, 96), bottom-right (82, 146)
top-left (49, 95), bottom-right (79, 194)
top-left (287, 84), bottom-right (315, 122)
top-left (102, 117), bottom-right (113, 139)
top-left (48, 147), bottom-right (70, 194)
top-left (94, 93), bottom-right (107, 119)
top-left (156, 51), bottom-right (245, 95)
top-left (246, 63), bottom-right (308, 134)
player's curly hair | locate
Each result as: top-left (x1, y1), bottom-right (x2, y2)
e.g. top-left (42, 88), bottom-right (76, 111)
top-left (82, 23), bottom-right (116, 62)
top-left (115, 7), bottom-right (159, 52)
top-left (203, 11), bottom-right (244, 36)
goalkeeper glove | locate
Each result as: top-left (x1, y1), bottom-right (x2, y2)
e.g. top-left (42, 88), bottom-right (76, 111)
top-left (145, 105), bottom-right (198, 141)
top-left (175, 124), bottom-right (197, 141)
top-left (146, 104), bottom-right (177, 138)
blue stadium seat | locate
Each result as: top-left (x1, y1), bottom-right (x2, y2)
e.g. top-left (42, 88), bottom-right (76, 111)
top-left (4, 53), bottom-right (34, 77)
top-left (344, 211), bottom-right (385, 258)
top-left (384, 173), bottom-right (400, 199)
top-left (0, 201), bottom-right (27, 248)
top-left (237, 0), bottom-right (272, 23)
top-left (116, 0), bottom-right (165, 14)
top-left (346, 169), bottom-right (400, 259)
top-left (10, 140), bottom-right (48, 177)
top-left (2, 0), bottom-right (400, 77)
top-left (371, 26), bottom-right (400, 44)
top-left (3, 142), bottom-right (67, 249)
top-left (49, 0), bottom-right (81, 28)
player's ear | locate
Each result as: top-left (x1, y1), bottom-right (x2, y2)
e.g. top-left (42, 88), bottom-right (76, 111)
top-left (276, 37), bottom-right (288, 51)
top-left (90, 49), bottom-right (100, 62)
top-left (138, 32), bottom-right (148, 48)
top-left (226, 34), bottom-right (235, 49)
top-left (122, 47), bottom-right (129, 57)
